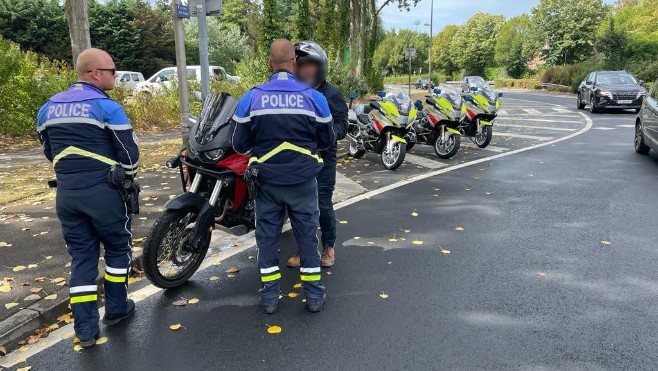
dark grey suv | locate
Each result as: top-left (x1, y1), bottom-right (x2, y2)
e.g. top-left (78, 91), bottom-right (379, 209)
top-left (578, 71), bottom-right (647, 113)
top-left (634, 80), bottom-right (658, 154)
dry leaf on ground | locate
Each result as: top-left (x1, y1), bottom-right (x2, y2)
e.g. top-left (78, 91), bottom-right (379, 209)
top-left (455, 226), bottom-right (465, 231)
top-left (379, 292), bottom-right (389, 299)
top-left (169, 323), bottom-right (183, 331)
top-left (440, 249), bottom-right (451, 254)
top-left (172, 299), bottom-right (188, 306)
top-left (266, 325), bottom-right (282, 334)
top-left (0, 285), bottom-right (11, 293)
top-left (225, 267), bottom-right (239, 274)
top-left (95, 337), bottom-right (108, 345)
top-left (44, 294), bottom-right (57, 300)
top-left (188, 298), bottom-right (199, 304)
top-left (288, 292), bottom-right (298, 298)
top-left (5, 302), bottom-right (19, 309)
top-left (293, 283), bottom-right (302, 289)
top-left (412, 240), bottom-right (423, 245)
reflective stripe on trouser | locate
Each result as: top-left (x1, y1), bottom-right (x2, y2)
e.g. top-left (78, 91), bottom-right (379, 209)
top-left (56, 183), bottom-right (132, 340)
top-left (255, 179), bottom-right (325, 304)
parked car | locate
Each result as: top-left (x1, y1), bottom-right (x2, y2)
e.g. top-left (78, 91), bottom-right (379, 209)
top-left (134, 65), bottom-right (235, 94)
top-left (461, 76), bottom-right (488, 93)
top-left (634, 79), bottom-right (658, 154)
top-left (115, 71), bottom-right (144, 91)
top-left (577, 71), bottom-right (647, 113)
top-left (414, 78), bottom-right (434, 89)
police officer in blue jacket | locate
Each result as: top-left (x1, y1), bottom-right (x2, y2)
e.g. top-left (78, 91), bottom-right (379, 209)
top-left (37, 48), bottom-right (138, 347)
top-left (232, 39), bottom-right (335, 314)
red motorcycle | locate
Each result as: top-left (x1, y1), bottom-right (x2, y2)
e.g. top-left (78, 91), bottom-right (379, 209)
top-left (143, 93), bottom-right (254, 288)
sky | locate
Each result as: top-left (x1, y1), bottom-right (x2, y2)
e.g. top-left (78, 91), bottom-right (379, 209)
top-left (380, 0), bottom-right (540, 32)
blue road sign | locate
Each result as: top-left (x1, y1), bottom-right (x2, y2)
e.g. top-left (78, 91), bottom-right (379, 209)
top-left (176, 4), bottom-right (190, 19)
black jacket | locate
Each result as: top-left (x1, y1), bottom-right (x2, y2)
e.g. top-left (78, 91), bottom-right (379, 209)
top-left (317, 82), bottom-right (348, 158)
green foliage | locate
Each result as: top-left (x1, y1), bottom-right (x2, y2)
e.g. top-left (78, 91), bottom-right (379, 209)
top-left (539, 58), bottom-right (605, 91)
top-left (383, 74), bottom-right (451, 85)
top-left (494, 78), bottom-right (543, 90)
top-left (260, 0), bottom-right (284, 51)
top-left (595, 17), bottom-right (628, 70)
top-left (451, 13), bottom-right (505, 76)
top-left (184, 19), bottom-right (250, 74)
top-left (235, 52), bottom-right (271, 87)
top-left (495, 15), bottom-right (538, 78)
top-left (431, 25), bottom-right (460, 77)
top-left (220, 0), bottom-right (261, 51)
top-left (0, 36), bottom-right (76, 137)
top-left (372, 29), bottom-right (430, 75)
top-left (531, 0), bottom-right (606, 65)
top-left (296, 0), bottom-right (312, 40)
top-left (328, 63), bottom-right (369, 96)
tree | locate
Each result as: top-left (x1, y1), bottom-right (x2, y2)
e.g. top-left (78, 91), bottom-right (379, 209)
top-left (296, 0), bottom-right (311, 41)
top-left (495, 15), bottom-right (538, 78)
top-left (596, 17), bottom-right (628, 69)
top-left (431, 25), bottom-right (459, 77)
top-left (372, 29), bottom-right (429, 75)
top-left (184, 19), bottom-right (250, 74)
top-left (531, 0), bottom-right (606, 65)
top-left (65, 0), bottom-right (91, 64)
top-left (451, 13), bottom-right (505, 76)
top-left (260, 0), bottom-right (284, 51)
top-left (220, 0), bottom-right (261, 52)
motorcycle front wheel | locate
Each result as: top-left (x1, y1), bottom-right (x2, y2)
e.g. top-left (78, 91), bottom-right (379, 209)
top-left (348, 140), bottom-right (365, 159)
top-left (434, 132), bottom-right (461, 159)
top-left (143, 208), bottom-right (211, 288)
top-left (381, 140), bottom-right (406, 170)
top-left (474, 125), bottom-right (493, 148)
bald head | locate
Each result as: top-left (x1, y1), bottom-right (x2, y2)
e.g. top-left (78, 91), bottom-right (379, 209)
top-left (75, 48), bottom-right (117, 91)
top-left (268, 39), bottom-right (296, 72)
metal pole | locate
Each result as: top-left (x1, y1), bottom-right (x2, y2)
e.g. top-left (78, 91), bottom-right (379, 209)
top-left (171, 0), bottom-right (190, 143)
top-left (408, 50), bottom-right (412, 97)
top-left (428, 0), bottom-right (433, 92)
top-left (197, 0), bottom-right (210, 100)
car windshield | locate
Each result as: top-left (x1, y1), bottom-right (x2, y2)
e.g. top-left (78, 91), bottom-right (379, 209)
top-left (597, 73), bottom-right (637, 85)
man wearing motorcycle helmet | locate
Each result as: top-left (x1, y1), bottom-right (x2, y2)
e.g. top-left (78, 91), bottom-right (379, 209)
top-left (287, 41), bottom-right (348, 269)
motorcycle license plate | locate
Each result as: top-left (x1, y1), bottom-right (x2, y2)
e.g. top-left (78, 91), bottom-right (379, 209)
top-left (617, 100), bottom-right (632, 105)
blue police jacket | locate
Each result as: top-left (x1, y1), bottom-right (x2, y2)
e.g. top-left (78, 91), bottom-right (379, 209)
top-left (231, 71), bottom-right (335, 185)
top-left (37, 82), bottom-right (139, 190)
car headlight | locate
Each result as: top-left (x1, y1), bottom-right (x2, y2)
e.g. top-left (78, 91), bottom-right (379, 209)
top-left (597, 90), bottom-right (613, 98)
top-left (203, 148), bottom-right (224, 161)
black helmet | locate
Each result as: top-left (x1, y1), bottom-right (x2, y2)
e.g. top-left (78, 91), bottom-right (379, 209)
top-left (294, 41), bottom-right (328, 85)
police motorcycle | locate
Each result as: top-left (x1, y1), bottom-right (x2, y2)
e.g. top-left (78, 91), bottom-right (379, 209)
top-left (143, 92), bottom-right (254, 288)
top-left (459, 80), bottom-right (503, 148)
top-left (408, 85), bottom-right (463, 159)
top-left (347, 87), bottom-right (416, 170)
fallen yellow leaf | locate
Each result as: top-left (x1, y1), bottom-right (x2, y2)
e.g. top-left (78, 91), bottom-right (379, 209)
top-left (288, 292), bottom-right (298, 298)
top-left (267, 325), bottom-right (282, 334)
top-left (226, 274), bottom-right (235, 278)
top-left (95, 337), bottom-right (108, 345)
top-left (188, 298), bottom-right (199, 304)
top-left (48, 323), bottom-right (59, 330)
top-left (388, 238), bottom-right (398, 242)
top-left (52, 278), bottom-right (66, 283)
top-left (379, 292), bottom-right (389, 299)
top-left (73, 344), bottom-right (83, 352)
top-left (17, 367), bottom-right (32, 371)
top-left (225, 267), bottom-right (239, 274)
top-left (5, 302), bottom-right (18, 309)
top-left (293, 283), bottom-right (302, 289)
top-left (410, 211), bottom-right (419, 217)
top-left (412, 240), bottom-right (423, 245)
top-left (538, 272), bottom-right (547, 277)
top-left (455, 226), bottom-right (465, 231)
top-left (440, 249), bottom-right (451, 254)
top-left (0, 285), bottom-right (11, 293)
top-left (353, 236), bottom-right (360, 240)
top-left (403, 229), bottom-right (411, 233)
top-left (27, 264), bottom-right (38, 269)
top-left (339, 220), bottom-right (348, 224)
top-left (13, 266), bottom-right (26, 272)
top-left (19, 345), bottom-right (30, 352)
top-left (169, 323), bottom-right (183, 331)
top-left (367, 241), bottom-right (374, 245)
top-left (209, 276), bottom-right (219, 281)
top-left (44, 294), bottom-right (57, 300)
top-left (0, 242), bottom-right (12, 247)
top-left (601, 240), bottom-right (611, 245)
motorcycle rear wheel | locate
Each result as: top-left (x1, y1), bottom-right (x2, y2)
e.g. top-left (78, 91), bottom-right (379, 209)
top-left (474, 125), bottom-right (493, 148)
top-left (434, 132), bottom-right (461, 159)
top-left (143, 208), bottom-right (211, 289)
top-left (381, 141), bottom-right (406, 170)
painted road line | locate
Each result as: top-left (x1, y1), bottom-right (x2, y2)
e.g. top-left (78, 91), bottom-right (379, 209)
top-left (403, 153), bottom-right (448, 169)
top-left (592, 127), bottom-right (617, 130)
top-left (495, 123), bottom-right (576, 132)
top-left (551, 107), bottom-right (572, 113)
top-left (617, 124), bottom-right (635, 128)
top-left (0, 108), bottom-right (594, 369)
top-left (495, 132), bottom-right (554, 141)
top-left (461, 143), bottom-right (509, 153)
top-left (496, 117), bottom-right (583, 124)
top-left (498, 112), bottom-right (577, 118)
top-left (498, 109), bottom-right (509, 116)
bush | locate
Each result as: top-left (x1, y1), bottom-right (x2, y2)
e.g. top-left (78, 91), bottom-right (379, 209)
top-left (329, 63), bottom-right (369, 97)
top-left (494, 78), bottom-right (541, 90)
top-left (539, 59), bottom-right (604, 92)
top-left (383, 73), bottom-right (452, 85)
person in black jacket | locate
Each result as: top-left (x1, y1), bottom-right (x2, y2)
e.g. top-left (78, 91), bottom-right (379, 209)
top-left (287, 41), bottom-right (348, 268)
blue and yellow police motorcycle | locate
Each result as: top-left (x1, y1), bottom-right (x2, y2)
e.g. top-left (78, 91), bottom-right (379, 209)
top-left (143, 93), bottom-right (254, 288)
top-left (407, 85), bottom-right (463, 159)
top-left (459, 81), bottom-right (503, 148)
top-left (347, 87), bottom-right (416, 170)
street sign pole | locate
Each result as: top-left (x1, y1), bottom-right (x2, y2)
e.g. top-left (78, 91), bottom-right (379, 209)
top-left (171, 0), bottom-right (190, 143)
top-left (404, 47), bottom-right (416, 96)
top-left (428, 0), bottom-right (433, 93)
top-left (197, 0), bottom-right (210, 100)
top-left (408, 51), bottom-right (412, 96)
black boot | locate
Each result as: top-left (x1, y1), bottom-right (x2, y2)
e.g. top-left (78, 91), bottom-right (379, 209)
top-left (103, 299), bottom-right (135, 326)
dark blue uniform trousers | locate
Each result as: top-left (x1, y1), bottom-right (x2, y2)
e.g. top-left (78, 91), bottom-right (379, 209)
top-left (318, 152), bottom-right (337, 248)
top-left (56, 183), bottom-right (132, 341)
top-left (255, 179), bottom-right (325, 305)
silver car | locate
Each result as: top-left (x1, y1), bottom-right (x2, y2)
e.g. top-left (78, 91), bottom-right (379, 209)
top-left (115, 71), bottom-right (145, 91)
top-left (634, 79), bottom-right (658, 154)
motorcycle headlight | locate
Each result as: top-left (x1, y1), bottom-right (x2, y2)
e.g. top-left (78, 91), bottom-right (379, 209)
top-left (203, 148), bottom-right (224, 161)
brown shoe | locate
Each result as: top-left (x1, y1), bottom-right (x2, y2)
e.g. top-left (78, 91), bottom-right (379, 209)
top-left (321, 247), bottom-right (335, 267)
top-left (287, 252), bottom-right (301, 268)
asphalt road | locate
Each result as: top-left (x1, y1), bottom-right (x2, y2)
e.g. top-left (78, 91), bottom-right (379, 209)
top-left (4, 91), bottom-right (658, 370)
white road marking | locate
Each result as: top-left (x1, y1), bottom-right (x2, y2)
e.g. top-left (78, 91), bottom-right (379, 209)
top-left (497, 109), bottom-right (509, 116)
top-left (522, 108), bottom-right (542, 114)
top-left (498, 113), bottom-right (576, 118)
top-left (617, 124), bottom-right (635, 128)
top-left (0, 106), bottom-right (594, 369)
top-left (461, 143), bottom-right (510, 153)
top-left (495, 132), bottom-right (554, 141)
top-left (592, 127), bottom-right (617, 130)
top-left (496, 117), bottom-right (583, 124)
top-left (552, 107), bottom-right (572, 113)
top-left (403, 153), bottom-right (448, 169)
top-left (495, 123), bottom-right (576, 132)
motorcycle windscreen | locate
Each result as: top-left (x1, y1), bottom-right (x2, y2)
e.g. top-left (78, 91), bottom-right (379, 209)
top-left (195, 92), bottom-right (239, 146)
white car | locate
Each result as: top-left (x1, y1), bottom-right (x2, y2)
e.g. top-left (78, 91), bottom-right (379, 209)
top-left (115, 71), bottom-right (145, 91)
top-left (134, 65), bottom-right (236, 94)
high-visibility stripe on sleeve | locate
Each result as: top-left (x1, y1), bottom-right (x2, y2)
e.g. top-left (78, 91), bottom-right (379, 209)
top-left (52, 146), bottom-right (116, 167)
top-left (106, 266), bottom-right (128, 275)
top-left (232, 115), bottom-right (251, 123)
top-left (300, 267), bottom-right (321, 274)
top-left (120, 161), bottom-right (139, 170)
top-left (69, 285), bottom-right (97, 294)
top-left (107, 123), bottom-right (133, 130)
top-left (70, 294), bottom-right (98, 304)
top-left (316, 114), bottom-right (333, 123)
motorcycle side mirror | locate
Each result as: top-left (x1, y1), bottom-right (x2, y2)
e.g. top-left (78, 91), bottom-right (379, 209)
top-left (377, 91), bottom-right (386, 98)
top-left (497, 92), bottom-right (504, 98)
top-left (464, 95), bottom-right (474, 102)
top-left (470, 86), bottom-right (478, 92)
top-left (433, 88), bottom-right (441, 95)
top-left (349, 91), bottom-right (357, 100)
top-left (415, 99), bottom-right (423, 109)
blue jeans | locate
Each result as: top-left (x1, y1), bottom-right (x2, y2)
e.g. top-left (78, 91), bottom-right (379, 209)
top-left (318, 153), bottom-right (337, 248)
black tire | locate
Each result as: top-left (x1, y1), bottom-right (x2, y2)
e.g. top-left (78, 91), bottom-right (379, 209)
top-left (589, 96), bottom-right (599, 113)
top-left (434, 132), bottom-right (461, 159)
top-left (406, 142), bottom-right (415, 151)
top-left (348, 140), bottom-right (365, 159)
top-left (577, 93), bottom-right (586, 109)
top-left (381, 141), bottom-right (406, 170)
top-left (474, 125), bottom-right (493, 148)
top-left (635, 121), bottom-right (651, 154)
top-left (143, 208), bottom-right (211, 289)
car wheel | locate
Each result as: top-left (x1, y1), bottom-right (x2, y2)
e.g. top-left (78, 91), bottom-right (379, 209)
top-left (635, 121), bottom-right (651, 154)
top-left (577, 93), bottom-right (586, 109)
top-left (589, 96), bottom-right (599, 113)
